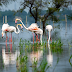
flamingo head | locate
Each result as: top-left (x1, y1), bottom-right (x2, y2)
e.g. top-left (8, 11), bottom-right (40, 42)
top-left (2, 32), bottom-right (5, 38)
top-left (15, 18), bottom-right (21, 23)
top-left (17, 24), bottom-right (23, 29)
top-left (19, 24), bottom-right (23, 29)
top-left (15, 19), bottom-right (19, 23)
top-left (15, 20), bottom-right (17, 24)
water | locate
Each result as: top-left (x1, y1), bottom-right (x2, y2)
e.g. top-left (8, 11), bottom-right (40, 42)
top-left (0, 21), bottom-right (72, 72)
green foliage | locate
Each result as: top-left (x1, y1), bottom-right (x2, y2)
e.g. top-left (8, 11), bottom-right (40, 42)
top-left (68, 42), bottom-right (72, 49)
top-left (38, 59), bottom-right (50, 72)
top-left (49, 14), bottom-right (60, 22)
top-left (50, 39), bottom-right (63, 53)
top-left (16, 38), bottom-right (63, 72)
top-left (16, 38), bottom-right (28, 72)
top-left (0, 0), bottom-right (16, 7)
top-left (69, 55), bottom-right (72, 67)
top-left (67, 14), bottom-right (72, 20)
top-left (16, 55), bottom-right (28, 72)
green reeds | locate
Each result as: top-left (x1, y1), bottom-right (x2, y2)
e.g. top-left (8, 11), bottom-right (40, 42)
top-left (16, 38), bottom-right (63, 72)
top-left (50, 39), bottom-right (63, 54)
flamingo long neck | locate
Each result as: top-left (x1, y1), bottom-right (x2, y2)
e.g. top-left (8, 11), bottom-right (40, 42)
top-left (48, 31), bottom-right (50, 43)
top-left (19, 19), bottom-right (28, 30)
top-left (14, 25), bottom-right (20, 34)
top-left (40, 34), bottom-right (42, 45)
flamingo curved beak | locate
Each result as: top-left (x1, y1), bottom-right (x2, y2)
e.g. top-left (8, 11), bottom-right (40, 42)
top-left (21, 26), bottom-right (23, 29)
top-left (2, 34), bottom-right (3, 38)
top-left (15, 20), bottom-right (17, 23)
top-left (2, 35), bottom-right (3, 38)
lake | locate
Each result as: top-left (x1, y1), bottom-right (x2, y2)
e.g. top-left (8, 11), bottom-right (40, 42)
top-left (0, 21), bottom-right (72, 72)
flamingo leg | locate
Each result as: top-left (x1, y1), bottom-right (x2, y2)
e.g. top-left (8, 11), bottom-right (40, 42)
top-left (9, 33), bottom-right (12, 51)
top-left (9, 33), bottom-right (11, 49)
top-left (36, 35), bottom-right (38, 42)
top-left (32, 32), bottom-right (34, 44)
top-left (47, 31), bottom-right (48, 41)
top-left (6, 42), bottom-right (8, 52)
top-left (39, 35), bottom-right (40, 42)
top-left (35, 33), bottom-right (38, 42)
top-left (5, 33), bottom-right (8, 43)
top-left (11, 33), bottom-right (12, 42)
top-left (36, 34), bottom-right (40, 42)
top-left (10, 43), bottom-right (12, 52)
top-left (35, 33), bottom-right (40, 42)
top-left (9, 33), bottom-right (11, 43)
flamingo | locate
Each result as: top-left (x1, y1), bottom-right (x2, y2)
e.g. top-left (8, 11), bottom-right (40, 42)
top-left (2, 23), bottom-right (10, 42)
top-left (15, 18), bottom-right (39, 44)
top-left (47, 43), bottom-right (53, 67)
top-left (28, 46), bottom-right (43, 65)
top-left (2, 24), bottom-right (23, 42)
top-left (2, 46), bottom-right (20, 66)
top-left (34, 28), bottom-right (43, 45)
top-left (46, 25), bottom-right (53, 43)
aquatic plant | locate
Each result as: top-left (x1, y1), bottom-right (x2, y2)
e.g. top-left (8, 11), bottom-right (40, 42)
top-left (16, 55), bottom-right (28, 72)
top-left (69, 55), bottom-right (72, 67)
top-left (38, 59), bottom-right (50, 72)
top-left (50, 39), bottom-right (63, 54)
top-left (16, 38), bottom-right (29, 72)
top-left (31, 58), bottom-right (50, 72)
top-left (16, 38), bottom-right (64, 72)
top-left (68, 42), bottom-right (72, 49)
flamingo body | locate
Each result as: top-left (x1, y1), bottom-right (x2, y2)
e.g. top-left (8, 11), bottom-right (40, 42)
top-left (2, 23), bottom-right (10, 37)
top-left (35, 28), bottom-right (43, 45)
top-left (2, 24), bottom-right (23, 42)
top-left (15, 19), bottom-right (39, 32)
top-left (46, 25), bottom-right (53, 43)
top-left (15, 19), bottom-right (39, 44)
top-left (5, 26), bottom-right (19, 33)
top-left (35, 28), bottom-right (43, 35)
top-left (27, 23), bottom-right (39, 31)
top-left (46, 25), bottom-right (53, 31)
top-left (2, 23), bottom-right (9, 31)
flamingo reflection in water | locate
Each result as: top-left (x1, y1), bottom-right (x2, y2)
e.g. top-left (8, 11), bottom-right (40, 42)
top-left (2, 43), bottom-right (20, 66)
top-left (28, 46), bottom-right (43, 67)
top-left (47, 43), bottom-right (53, 67)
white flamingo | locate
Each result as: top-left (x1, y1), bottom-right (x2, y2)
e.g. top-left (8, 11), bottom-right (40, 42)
top-left (15, 18), bottom-right (39, 44)
top-left (46, 25), bottom-right (53, 43)
top-left (47, 43), bottom-right (53, 67)
top-left (2, 24), bottom-right (23, 42)
top-left (35, 28), bottom-right (43, 45)
top-left (2, 46), bottom-right (20, 66)
top-left (28, 46), bottom-right (43, 67)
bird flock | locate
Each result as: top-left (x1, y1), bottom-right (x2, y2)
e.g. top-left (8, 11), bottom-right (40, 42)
top-left (2, 18), bottom-right (53, 45)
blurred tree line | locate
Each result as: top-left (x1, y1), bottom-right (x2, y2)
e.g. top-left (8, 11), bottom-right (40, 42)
top-left (0, 0), bottom-right (72, 33)
top-left (16, 0), bottom-right (72, 33)
top-left (0, 9), bottom-right (71, 23)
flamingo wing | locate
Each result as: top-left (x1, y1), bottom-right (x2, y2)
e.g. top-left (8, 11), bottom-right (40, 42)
top-left (2, 23), bottom-right (9, 31)
top-left (6, 26), bottom-right (15, 32)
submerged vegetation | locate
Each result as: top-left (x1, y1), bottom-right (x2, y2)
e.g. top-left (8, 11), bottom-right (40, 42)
top-left (50, 39), bottom-right (63, 54)
top-left (16, 38), bottom-right (63, 72)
